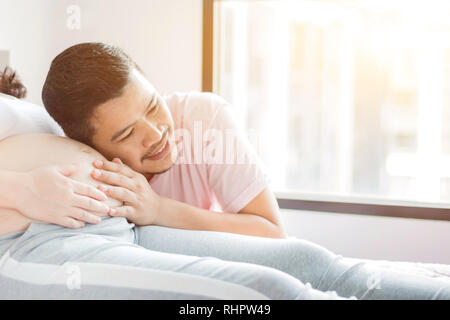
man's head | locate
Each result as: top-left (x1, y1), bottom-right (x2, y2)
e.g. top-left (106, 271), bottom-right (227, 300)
top-left (42, 42), bottom-right (178, 180)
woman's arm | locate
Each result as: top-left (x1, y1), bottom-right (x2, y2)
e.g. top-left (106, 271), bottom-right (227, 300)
top-left (0, 165), bottom-right (111, 229)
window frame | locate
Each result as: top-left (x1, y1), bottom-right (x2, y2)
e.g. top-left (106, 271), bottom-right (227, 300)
top-left (202, 0), bottom-right (450, 222)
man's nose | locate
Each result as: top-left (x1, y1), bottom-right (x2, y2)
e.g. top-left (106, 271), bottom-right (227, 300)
top-left (141, 121), bottom-right (165, 148)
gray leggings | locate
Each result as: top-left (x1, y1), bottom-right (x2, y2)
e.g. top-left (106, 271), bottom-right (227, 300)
top-left (0, 216), bottom-right (449, 299)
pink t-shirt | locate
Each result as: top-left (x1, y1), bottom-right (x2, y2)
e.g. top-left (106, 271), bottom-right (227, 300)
top-left (149, 91), bottom-right (271, 213)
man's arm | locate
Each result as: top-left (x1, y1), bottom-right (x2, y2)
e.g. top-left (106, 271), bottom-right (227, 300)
top-left (92, 159), bottom-right (287, 238)
top-left (155, 187), bottom-right (287, 238)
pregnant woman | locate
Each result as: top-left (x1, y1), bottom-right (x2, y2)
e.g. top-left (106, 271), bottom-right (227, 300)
top-left (1, 64), bottom-right (449, 299)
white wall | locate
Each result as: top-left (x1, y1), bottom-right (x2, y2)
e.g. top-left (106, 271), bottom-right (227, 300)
top-left (0, 0), bottom-right (56, 104)
top-left (0, 50), bottom-right (9, 69)
top-left (0, 0), bottom-right (203, 104)
top-left (281, 209), bottom-right (450, 264)
top-left (1, 0), bottom-right (449, 265)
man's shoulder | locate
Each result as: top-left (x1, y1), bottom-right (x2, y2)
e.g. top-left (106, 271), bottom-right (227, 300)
top-left (164, 91), bottom-right (230, 130)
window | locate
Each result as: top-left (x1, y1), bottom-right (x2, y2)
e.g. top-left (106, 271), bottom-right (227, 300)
top-left (205, 0), bottom-right (450, 214)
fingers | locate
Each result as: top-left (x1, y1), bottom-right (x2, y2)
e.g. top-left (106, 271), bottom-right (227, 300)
top-left (92, 158), bottom-right (135, 178)
top-left (91, 169), bottom-right (136, 191)
top-left (71, 193), bottom-right (110, 214)
top-left (57, 217), bottom-right (85, 229)
top-left (72, 180), bottom-right (108, 201)
top-left (109, 205), bottom-right (134, 219)
top-left (113, 158), bottom-right (123, 165)
top-left (70, 208), bottom-right (103, 224)
top-left (97, 184), bottom-right (137, 203)
top-left (54, 207), bottom-right (104, 229)
top-left (57, 213), bottom-right (101, 229)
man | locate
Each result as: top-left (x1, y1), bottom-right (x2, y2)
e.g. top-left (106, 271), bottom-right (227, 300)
top-left (42, 42), bottom-right (286, 238)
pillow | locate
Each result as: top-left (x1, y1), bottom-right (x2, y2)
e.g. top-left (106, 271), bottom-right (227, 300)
top-left (0, 92), bottom-right (65, 141)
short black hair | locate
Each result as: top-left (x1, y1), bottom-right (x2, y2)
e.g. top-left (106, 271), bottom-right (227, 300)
top-left (42, 42), bottom-right (141, 146)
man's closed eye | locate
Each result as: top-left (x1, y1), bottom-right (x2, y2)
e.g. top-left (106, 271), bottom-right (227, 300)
top-left (121, 129), bottom-right (134, 141)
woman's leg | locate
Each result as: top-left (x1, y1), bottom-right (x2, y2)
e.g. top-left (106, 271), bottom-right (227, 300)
top-left (0, 217), bottom-right (346, 299)
top-left (136, 226), bottom-right (450, 300)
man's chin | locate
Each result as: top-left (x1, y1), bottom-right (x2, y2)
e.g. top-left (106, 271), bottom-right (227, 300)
top-left (143, 161), bottom-right (175, 179)
top-left (153, 164), bottom-right (174, 175)
top-left (142, 150), bottom-right (178, 180)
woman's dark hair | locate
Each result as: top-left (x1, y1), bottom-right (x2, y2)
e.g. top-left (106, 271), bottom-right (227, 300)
top-left (0, 66), bottom-right (27, 99)
top-left (42, 42), bottom-right (141, 147)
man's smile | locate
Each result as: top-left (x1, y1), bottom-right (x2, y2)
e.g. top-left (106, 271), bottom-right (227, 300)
top-left (142, 128), bottom-right (169, 161)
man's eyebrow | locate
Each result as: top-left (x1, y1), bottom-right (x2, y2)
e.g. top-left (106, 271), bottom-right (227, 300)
top-left (111, 92), bottom-right (157, 142)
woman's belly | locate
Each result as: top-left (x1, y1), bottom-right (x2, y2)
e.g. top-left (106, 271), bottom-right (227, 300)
top-left (0, 133), bottom-right (122, 235)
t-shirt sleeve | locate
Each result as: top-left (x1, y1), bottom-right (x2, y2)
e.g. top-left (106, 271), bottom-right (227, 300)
top-left (204, 94), bottom-right (272, 213)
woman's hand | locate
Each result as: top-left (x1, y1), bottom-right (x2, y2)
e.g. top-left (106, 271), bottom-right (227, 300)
top-left (16, 164), bottom-right (110, 228)
top-left (91, 158), bottom-right (162, 226)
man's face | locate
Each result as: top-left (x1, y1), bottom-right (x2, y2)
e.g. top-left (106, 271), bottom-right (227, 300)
top-left (90, 69), bottom-right (178, 181)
